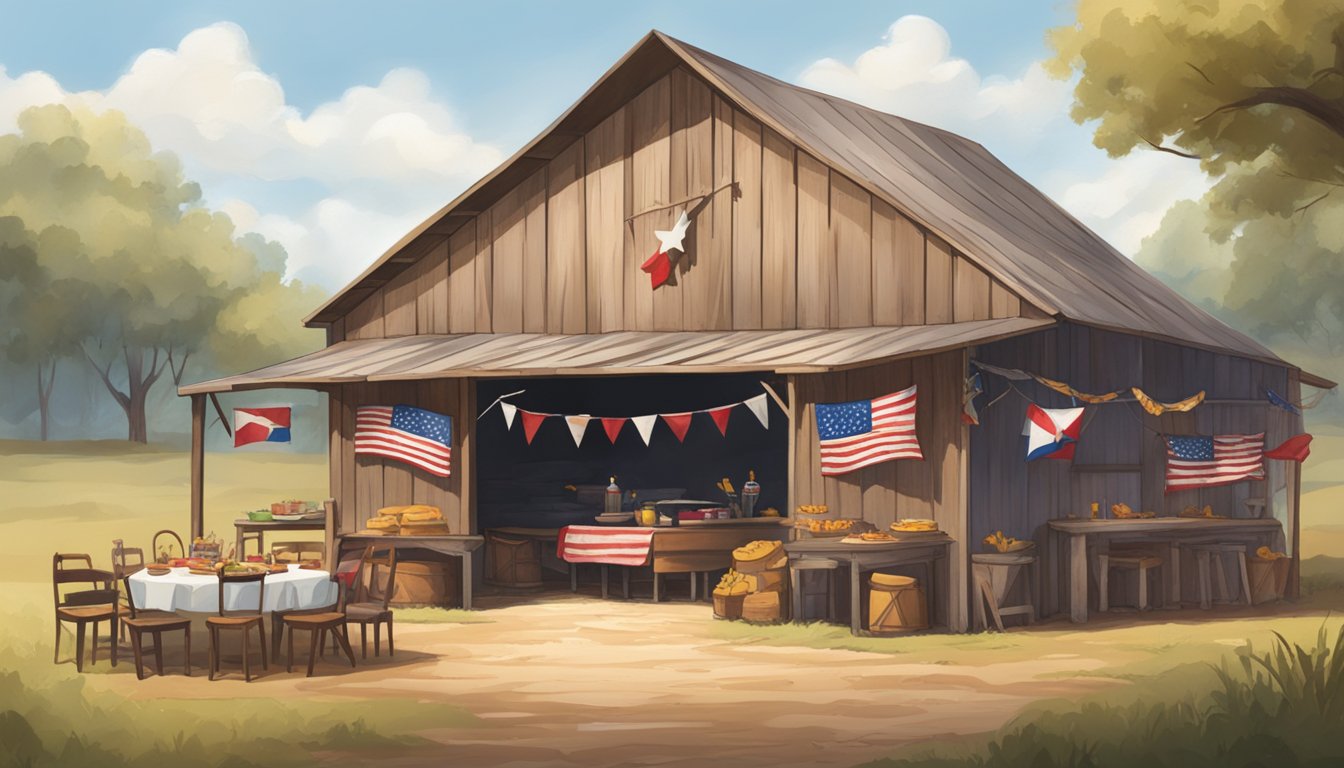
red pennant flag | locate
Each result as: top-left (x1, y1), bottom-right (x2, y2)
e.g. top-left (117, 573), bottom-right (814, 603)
top-left (601, 417), bottom-right (627, 444)
top-left (640, 248), bottom-right (673, 289)
top-left (661, 412), bottom-right (693, 443)
top-left (708, 405), bottom-right (733, 436)
top-left (520, 410), bottom-right (548, 445)
top-left (1264, 433), bottom-right (1313, 462)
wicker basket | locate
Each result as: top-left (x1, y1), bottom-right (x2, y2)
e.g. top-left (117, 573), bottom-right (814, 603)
top-left (713, 592), bottom-right (746, 620)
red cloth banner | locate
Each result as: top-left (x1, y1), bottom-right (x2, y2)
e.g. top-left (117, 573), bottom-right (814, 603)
top-left (1264, 434), bottom-right (1313, 462)
top-left (708, 405), bottom-right (733, 436)
top-left (601, 417), bottom-right (627, 444)
top-left (520, 410), bottom-right (547, 444)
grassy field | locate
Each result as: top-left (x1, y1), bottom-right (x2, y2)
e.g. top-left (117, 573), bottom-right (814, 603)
top-left (2, 438), bottom-right (1343, 766)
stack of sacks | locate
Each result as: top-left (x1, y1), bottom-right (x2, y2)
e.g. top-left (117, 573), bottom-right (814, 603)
top-left (729, 540), bottom-right (789, 623)
top-left (364, 505), bottom-right (449, 535)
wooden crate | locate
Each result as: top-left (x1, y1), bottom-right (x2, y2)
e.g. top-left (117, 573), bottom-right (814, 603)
top-left (1248, 557), bottom-right (1291, 605)
top-left (485, 532), bottom-right (544, 589)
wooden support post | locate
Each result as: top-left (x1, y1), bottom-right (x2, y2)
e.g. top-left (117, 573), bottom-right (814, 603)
top-left (1290, 461), bottom-right (1302, 599)
top-left (190, 394), bottom-right (206, 540)
top-left (786, 375), bottom-right (798, 530)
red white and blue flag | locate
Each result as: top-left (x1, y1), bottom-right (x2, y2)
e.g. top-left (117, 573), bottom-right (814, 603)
top-left (355, 405), bottom-right (453, 477)
top-left (233, 407), bottom-right (291, 447)
top-left (1165, 433), bottom-right (1264, 492)
top-left (1024, 405), bottom-right (1084, 461)
top-left (816, 385), bottom-right (922, 476)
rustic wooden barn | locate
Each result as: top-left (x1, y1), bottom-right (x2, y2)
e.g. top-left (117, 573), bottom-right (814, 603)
top-left (181, 31), bottom-right (1332, 630)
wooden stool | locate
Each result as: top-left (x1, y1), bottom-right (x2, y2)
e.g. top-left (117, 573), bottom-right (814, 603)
top-left (1098, 552), bottom-right (1163, 612)
top-left (971, 551), bottom-right (1036, 631)
top-left (1189, 543), bottom-right (1252, 609)
top-left (790, 557), bottom-right (839, 622)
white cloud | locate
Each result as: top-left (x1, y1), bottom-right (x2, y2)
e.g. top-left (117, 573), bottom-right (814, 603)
top-left (0, 22), bottom-right (501, 290)
top-left (797, 15), bottom-right (1214, 258)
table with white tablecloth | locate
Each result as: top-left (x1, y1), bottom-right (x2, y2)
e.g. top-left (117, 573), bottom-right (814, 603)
top-left (127, 565), bottom-right (338, 613)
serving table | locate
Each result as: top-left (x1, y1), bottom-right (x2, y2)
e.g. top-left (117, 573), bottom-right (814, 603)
top-left (335, 533), bottom-right (484, 610)
top-left (127, 565), bottom-right (338, 614)
top-left (234, 519), bottom-right (326, 560)
top-left (786, 533), bottom-right (953, 635)
top-left (1047, 517), bottom-right (1285, 623)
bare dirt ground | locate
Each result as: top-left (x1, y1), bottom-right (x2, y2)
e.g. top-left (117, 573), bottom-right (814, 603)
top-left (89, 592), bottom-right (1131, 768)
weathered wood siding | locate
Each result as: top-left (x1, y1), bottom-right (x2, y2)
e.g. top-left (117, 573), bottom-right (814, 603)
top-left (328, 380), bottom-right (474, 536)
top-left (789, 349), bottom-right (969, 631)
top-left (340, 66), bottom-right (1029, 340)
top-left (968, 323), bottom-right (1302, 614)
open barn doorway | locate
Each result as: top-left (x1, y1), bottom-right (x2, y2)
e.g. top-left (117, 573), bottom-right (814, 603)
top-left (475, 373), bottom-right (789, 596)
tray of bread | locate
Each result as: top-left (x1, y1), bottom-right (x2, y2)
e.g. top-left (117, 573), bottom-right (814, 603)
top-left (841, 531), bottom-right (900, 545)
top-left (797, 518), bottom-right (875, 537)
top-left (794, 504), bottom-right (831, 517)
top-left (362, 504), bottom-right (450, 536)
top-left (890, 519), bottom-right (940, 533)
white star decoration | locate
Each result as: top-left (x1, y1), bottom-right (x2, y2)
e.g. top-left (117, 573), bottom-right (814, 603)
top-left (654, 210), bottom-right (691, 254)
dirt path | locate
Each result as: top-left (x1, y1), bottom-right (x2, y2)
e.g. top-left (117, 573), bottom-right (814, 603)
top-left (95, 593), bottom-right (1124, 767)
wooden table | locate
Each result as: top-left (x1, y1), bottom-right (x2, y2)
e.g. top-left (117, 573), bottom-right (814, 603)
top-left (649, 519), bottom-right (790, 601)
top-left (1047, 517), bottom-right (1285, 623)
top-left (786, 534), bottom-right (953, 635)
top-left (336, 534), bottom-right (485, 609)
top-left (234, 519), bottom-right (325, 559)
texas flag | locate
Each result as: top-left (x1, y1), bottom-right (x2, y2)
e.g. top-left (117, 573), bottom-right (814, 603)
top-left (1024, 404), bottom-right (1084, 461)
top-left (234, 407), bottom-right (291, 447)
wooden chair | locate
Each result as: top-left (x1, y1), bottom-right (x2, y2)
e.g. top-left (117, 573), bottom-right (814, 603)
top-left (52, 553), bottom-right (118, 672)
top-left (790, 557), bottom-right (839, 623)
top-left (119, 575), bottom-right (192, 679)
top-left (152, 530), bottom-right (186, 563)
top-left (271, 540), bottom-right (325, 565)
top-left (111, 539), bottom-right (147, 642)
top-left (344, 545), bottom-right (398, 658)
top-left (972, 551), bottom-right (1037, 632)
top-left (207, 571), bottom-right (268, 681)
top-left (282, 574), bottom-right (358, 677)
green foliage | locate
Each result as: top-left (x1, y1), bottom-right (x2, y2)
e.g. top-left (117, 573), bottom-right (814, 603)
top-left (868, 624), bottom-right (1344, 768)
top-left (0, 104), bottom-right (326, 441)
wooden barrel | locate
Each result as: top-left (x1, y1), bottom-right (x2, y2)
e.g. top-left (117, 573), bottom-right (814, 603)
top-left (484, 533), bottom-right (544, 589)
top-left (377, 560), bottom-right (461, 607)
top-left (867, 573), bottom-right (928, 632)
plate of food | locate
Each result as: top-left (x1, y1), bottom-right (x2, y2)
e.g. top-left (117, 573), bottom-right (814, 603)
top-left (146, 565), bottom-right (171, 576)
top-left (798, 518), bottom-right (874, 537)
top-left (841, 531), bottom-right (899, 544)
top-left (795, 504), bottom-right (831, 517)
top-left (890, 519), bottom-right (940, 533)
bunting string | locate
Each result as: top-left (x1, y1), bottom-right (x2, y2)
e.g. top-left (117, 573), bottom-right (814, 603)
top-left (492, 386), bottom-right (774, 448)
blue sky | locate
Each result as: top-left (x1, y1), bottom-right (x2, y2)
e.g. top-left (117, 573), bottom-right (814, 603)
top-left (0, 1), bottom-right (1207, 292)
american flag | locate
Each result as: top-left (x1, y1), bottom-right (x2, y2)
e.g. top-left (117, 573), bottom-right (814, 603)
top-left (355, 405), bottom-right (452, 477)
top-left (816, 385), bottom-right (923, 476)
top-left (1165, 433), bottom-right (1264, 492)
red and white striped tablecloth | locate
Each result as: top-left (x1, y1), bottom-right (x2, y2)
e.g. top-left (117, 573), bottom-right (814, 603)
top-left (557, 525), bottom-right (655, 567)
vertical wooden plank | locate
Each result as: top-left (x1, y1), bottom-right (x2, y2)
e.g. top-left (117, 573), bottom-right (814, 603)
top-left (383, 261), bottom-right (418, 337)
top-left (522, 169), bottom-right (548, 333)
top-left (417, 238), bottom-right (450, 334)
top-left (990, 280), bottom-right (1020, 319)
top-left (547, 140), bottom-right (587, 334)
top-left (474, 212), bottom-right (493, 332)
top-left (460, 378), bottom-right (476, 535)
top-left (925, 235), bottom-right (954, 324)
top-left (447, 224), bottom-right (477, 333)
top-left (731, 109), bottom-right (763, 330)
top-left (704, 94), bottom-right (734, 330)
top-left (338, 385), bottom-right (357, 533)
top-left (190, 394), bottom-right (204, 540)
top-left (786, 375), bottom-right (799, 518)
top-left (678, 73), bottom-right (715, 329)
top-left (831, 174), bottom-right (871, 328)
top-left (353, 384), bottom-right (384, 525)
top-left (761, 128), bottom-right (796, 330)
top-left (585, 108), bottom-right (625, 332)
top-left (953, 254), bottom-right (992, 322)
top-left (346, 291), bottom-right (384, 339)
top-left (796, 152), bottom-right (831, 329)
top-left (490, 179), bottom-right (532, 334)
top-left (327, 388), bottom-right (343, 531)
top-left (629, 75), bottom-right (671, 332)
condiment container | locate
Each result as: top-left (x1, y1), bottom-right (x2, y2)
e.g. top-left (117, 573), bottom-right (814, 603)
top-left (741, 471), bottom-right (760, 518)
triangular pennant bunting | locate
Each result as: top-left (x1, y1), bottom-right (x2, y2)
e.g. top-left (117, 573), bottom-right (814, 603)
top-left (500, 402), bottom-right (518, 429)
top-left (565, 415), bottom-right (591, 448)
top-left (520, 410), bottom-right (547, 445)
top-left (662, 412), bottom-right (693, 443)
top-left (632, 415), bottom-right (658, 446)
top-left (743, 394), bottom-right (769, 429)
top-left (601, 417), bottom-right (627, 444)
top-left (708, 405), bottom-right (733, 436)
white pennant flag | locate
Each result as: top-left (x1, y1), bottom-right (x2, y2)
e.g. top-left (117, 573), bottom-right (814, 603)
top-left (565, 415), bottom-right (592, 448)
top-left (632, 415), bottom-right (658, 446)
top-left (744, 394), bottom-right (770, 429)
top-left (501, 402), bottom-right (518, 430)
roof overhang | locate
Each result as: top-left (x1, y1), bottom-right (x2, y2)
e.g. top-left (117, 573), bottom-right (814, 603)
top-left (180, 317), bottom-right (1052, 395)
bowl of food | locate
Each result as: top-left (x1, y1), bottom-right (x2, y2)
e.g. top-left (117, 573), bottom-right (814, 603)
top-left (247, 509), bottom-right (273, 522)
top-left (146, 565), bottom-right (171, 576)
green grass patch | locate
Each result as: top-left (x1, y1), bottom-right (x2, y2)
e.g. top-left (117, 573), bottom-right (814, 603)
top-left (866, 623), bottom-right (1344, 767)
top-left (0, 639), bottom-right (473, 767)
top-left (392, 606), bottom-right (494, 624)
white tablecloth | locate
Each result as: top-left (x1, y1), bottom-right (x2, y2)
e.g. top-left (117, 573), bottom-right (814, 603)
top-left (127, 565), bottom-right (338, 613)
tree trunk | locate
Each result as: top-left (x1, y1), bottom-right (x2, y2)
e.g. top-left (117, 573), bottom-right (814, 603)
top-left (84, 345), bottom-right (166, 445)
top-left (36, 358), bottom-right (56, 441)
